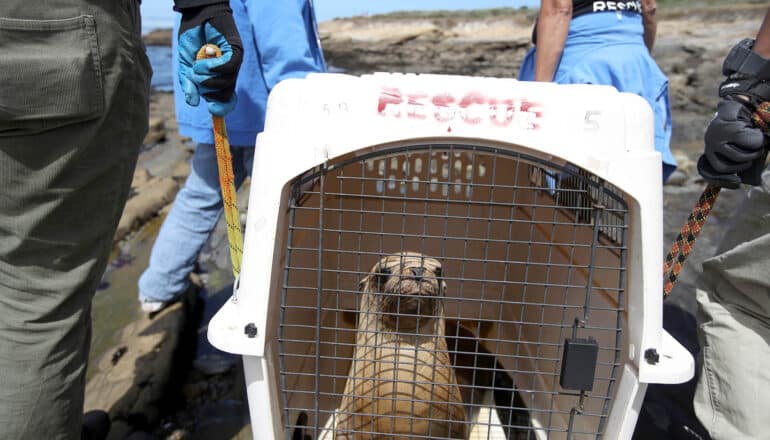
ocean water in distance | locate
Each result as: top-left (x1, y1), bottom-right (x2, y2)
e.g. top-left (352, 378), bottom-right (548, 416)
top-left (147, 46), bottom-right (173, 92)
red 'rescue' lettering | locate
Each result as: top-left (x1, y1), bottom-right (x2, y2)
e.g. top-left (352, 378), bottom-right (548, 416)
top-left (520, 100), bottom-right (543, 129)
top-left (406, 93), bottom-right (429, 119)
top-left (377, 87), bottom-right (543, 130)
top-left (377, 87), bottom-right (402, 116)
top-left (489, 98), bottom-right (514, 127)
top-left (431, 94), bottom-right (456, 122)
top-left (458, 91), bottom-right (485, 124)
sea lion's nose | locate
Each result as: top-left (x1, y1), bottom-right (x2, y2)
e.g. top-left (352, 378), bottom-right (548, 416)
top-left (411, 267), bottom-right (425, 279)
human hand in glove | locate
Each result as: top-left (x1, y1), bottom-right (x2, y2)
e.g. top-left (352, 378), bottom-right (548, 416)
top-left (176, 2), bottom-right (243, 116)
top-left (698, 38), bottom-right (770, 189)
top-left (697, 98), bottom-right (770, 189)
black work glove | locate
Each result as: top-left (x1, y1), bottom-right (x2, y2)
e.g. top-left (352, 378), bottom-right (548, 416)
top-left (175, 1), bottom-right (243, 116)
top-left (697, 39), bottom-right (770, 189)
top-left (697, 97), bottom-right (768, 189)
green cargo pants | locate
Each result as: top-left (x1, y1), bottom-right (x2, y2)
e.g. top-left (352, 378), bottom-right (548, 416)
top-left (694, 167), bottom-right (770, 440)
top-left (0, 1), bottom-right (151, 438)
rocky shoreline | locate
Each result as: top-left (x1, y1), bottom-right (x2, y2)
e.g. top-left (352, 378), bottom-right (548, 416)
top-left (89, 4), bottom-right (767, 439)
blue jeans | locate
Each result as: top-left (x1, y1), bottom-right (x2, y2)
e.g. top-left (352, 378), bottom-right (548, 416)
top-left (138, 143), bottom-right (254, 302)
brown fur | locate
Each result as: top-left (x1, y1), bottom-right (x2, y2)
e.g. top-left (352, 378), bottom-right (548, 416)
top-left (334, 252), bottom-right (467, 439)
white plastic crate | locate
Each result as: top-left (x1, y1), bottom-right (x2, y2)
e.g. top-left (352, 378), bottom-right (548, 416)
top-left (207, 73), bottom-right (694, 440)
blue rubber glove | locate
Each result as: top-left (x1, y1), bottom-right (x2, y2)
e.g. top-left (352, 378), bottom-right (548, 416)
top-left (176, 2), bottom-right (243, 116)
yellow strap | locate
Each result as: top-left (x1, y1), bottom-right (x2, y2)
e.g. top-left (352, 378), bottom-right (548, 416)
top-left (197, 44), bottom-right (244, 278)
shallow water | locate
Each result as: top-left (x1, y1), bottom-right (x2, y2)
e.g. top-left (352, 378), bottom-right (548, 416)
top-left (87, 212), bottom-right (242, 379)
top-left (147, 45), bottom-right (174, 92)
top-left (88, 216), bottom-right (164, 380)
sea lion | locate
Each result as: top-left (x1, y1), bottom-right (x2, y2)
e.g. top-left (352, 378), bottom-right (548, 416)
top-left (334, 252), bottom-right (467, 439)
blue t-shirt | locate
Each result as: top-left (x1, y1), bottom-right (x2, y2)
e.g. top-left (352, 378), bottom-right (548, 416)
top-left (519, 11), bottom-right (676, 172)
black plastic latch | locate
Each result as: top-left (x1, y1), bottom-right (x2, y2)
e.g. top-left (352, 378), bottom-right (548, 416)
top-left (244, 322), bottom-right (258, 338)
top-left (560, 337), bottom-right (599, 391)
top-left (645, 348), bottom-right (660, 365)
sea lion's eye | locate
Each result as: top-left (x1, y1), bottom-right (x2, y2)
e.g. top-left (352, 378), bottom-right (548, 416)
top-left (374, 263), bottom-right (391, 287)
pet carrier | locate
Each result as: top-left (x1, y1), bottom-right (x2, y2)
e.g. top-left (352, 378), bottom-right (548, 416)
top-left (207, 73), bottom-right (694, 440)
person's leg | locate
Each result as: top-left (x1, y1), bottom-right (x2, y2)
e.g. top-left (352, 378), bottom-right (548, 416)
top-left (0, 1), bottom-right (150, 438)
top-left (233, 145), bottom-right (255, 182)
top-left (139, 143), bottom-right (223, 304)
top-left (138, 143), bottom-right (253, 304)
top-left (693, 168), bottom-right (770, 440)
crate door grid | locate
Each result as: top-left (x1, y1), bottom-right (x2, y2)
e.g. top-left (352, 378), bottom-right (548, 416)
top-left (278, 144), bottom-right (627, 440)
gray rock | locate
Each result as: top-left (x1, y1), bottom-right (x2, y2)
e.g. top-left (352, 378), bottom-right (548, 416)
top-left (84, 290), bottom-right (195, 439)
top-left (115, 176), bottom-right (180, 242)
top-left (143, 28), bottom-right (172, 47)
top-left (666, 169), bottom-right (689, 187)
top-left (143, 117), bottom-right (167, 146)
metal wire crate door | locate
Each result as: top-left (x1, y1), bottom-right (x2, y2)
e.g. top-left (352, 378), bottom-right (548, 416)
top-left (276, 142), bottom-right (628, 440)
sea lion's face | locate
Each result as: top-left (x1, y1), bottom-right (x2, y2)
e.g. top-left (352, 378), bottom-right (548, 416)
top-left (359, 252), bottom-right (445, 332)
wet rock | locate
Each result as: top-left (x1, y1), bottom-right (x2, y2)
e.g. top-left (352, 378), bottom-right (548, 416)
top-left (182, 382), bottom-right (206, 401)
top-left (188, 400), bottom-right (249, 440)
top-left (143, 28), bottom-right (172, 47)
top-left (671, 117), bottom-right (710, 156)
top-left (111, 346), bottom-right (128, 366)
top-left (166, 428), bottom-right (189, 440)
top-left (144, 117), bottom-right (167, 146)
top-left (84, 290), bottom-right (195, 440)
top-left (124, 431), bottom-right (156, 440)
top-left (320, 11), bottom-right (534, 77)
top-left (193, 354), bottom-right (236, 376)
top-left (115, 177), bottom-right (180, 242)
top-left (672, 151), bottom-right (697, 176)
top-left (324, 37), bottom-right (530, 77)
top-left (131, 168), bottom-right (152, 191)
top-left (172, 160), bottom-right (191, 181)
top-left (665, 169), bottom-right (689, 187)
